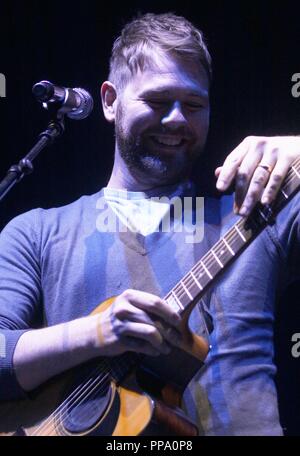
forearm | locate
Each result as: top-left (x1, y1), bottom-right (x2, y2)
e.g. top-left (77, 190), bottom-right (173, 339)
top-left (12, 289), bottom-right (182, 394)
top-left (13, 314), bottom-right (100, 392)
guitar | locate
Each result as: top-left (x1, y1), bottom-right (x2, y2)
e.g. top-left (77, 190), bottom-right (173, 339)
top-left (1, 157), bottom-right (300, 436)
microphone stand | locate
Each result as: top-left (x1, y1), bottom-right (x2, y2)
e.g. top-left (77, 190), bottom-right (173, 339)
top-left (0, 112), bottom-right (65, 202)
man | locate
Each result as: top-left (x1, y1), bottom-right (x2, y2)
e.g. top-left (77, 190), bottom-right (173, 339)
top-left (0, 12), bottom-right (300, 436)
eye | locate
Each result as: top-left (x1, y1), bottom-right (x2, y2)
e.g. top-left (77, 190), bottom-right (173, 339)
top-left (146, 99), bottom-right (168, 108)
top-left (185, 102), bottom-right (204, 110)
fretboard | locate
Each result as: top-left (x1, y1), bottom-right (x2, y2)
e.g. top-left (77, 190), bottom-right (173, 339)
top-left (165, 156), bottom-right (300, 315)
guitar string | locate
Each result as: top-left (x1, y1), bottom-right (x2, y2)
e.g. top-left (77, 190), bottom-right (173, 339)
top-left (32, 351), bottom-right (137, 435)
top-left (33, 161), bottom-right (300, 436)
top-left (170, 178), bottom-right (297, 303)
top-left (31, 367), bottom-right (111, 435)
top-left (47, 352), bottom-right (136, 434)
top-left (31, 349), bottom-right (136, 435)
top-left (32, 361), bottom-right (127, 436)
top-left (31, 159), bottom-right (300, 435)
top-left (165, 218), bottom-right (248, 305)
top-left (34, 159), bottom-right (300, 435)
top-left (31, 227), bottom-right (244, 435)
top-left (166, 160), bottom-right (300, 305)
top-left (31, 357), bottom-right (131, 435)
top-left (33, 221), bottom-right (252, 434)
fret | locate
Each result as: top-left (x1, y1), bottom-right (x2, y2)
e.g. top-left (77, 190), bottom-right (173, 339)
top-left (106, 158), bottom-right (300, 390)
top-left (171, 290), bottom-right (184, 309)
top-left (234, 224), bottom-right (247, 242)
top-left (162, 158), bottom-right (300, 318)
top-left (280, 188), bottom-right (288, 199)
top-left (292, 165), bottom-right (300, 179)
top-left (166, 292), bottom-right (182, 311)
top-left (181, 280), bottom-right (194, 300)
top-left (216, 244), bottom-right (226, 259)
top-left (223, 237), bottom-right (235, 256)
top-left (190, 270), bottom-right (203, 290)
top-left (212, 249), bottom-right (224, 268)
top-left (201, 260), bottom-right (213, 279)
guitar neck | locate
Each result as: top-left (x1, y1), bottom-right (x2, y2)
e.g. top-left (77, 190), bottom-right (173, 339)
top-left (107, 157), bottom-right (300, 380)
top-left (164, 157), bottom-right (300, 315)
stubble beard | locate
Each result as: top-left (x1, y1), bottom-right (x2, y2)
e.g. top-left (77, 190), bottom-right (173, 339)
top-left (115, 107), bottom-right (202, 186)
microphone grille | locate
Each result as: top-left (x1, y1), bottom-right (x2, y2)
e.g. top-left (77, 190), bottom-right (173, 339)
top-left (68, 88), bottom-right (94, 120)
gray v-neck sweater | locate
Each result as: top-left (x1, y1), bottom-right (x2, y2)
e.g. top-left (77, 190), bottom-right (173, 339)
top-left (1, 185), bottom-right (300, 435)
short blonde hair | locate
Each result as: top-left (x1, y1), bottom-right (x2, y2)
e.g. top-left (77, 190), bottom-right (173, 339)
top-left (108, 13), bottom-right (212, 89)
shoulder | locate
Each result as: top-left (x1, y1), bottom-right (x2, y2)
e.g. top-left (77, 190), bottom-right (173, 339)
top-left (0, 190), bottom-right (104, 242)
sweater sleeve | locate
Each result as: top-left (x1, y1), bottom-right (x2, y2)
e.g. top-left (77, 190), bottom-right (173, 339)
top-left (0, 209), bottom-right (42, 400)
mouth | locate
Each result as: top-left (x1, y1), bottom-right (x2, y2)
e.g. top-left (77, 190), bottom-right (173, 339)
top-left (149, 135), bottom-right (186, 148)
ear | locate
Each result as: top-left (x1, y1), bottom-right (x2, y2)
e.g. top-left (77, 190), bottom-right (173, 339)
top-left (101, 81), bottom-right (117, 123)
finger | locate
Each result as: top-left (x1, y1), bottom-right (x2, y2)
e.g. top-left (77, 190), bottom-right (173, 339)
top-left (216, 138), bottom-right (253, 191)
top-left (156, 322), bottom-right (182, 347)
top-left (123, 289), bottom-right (181, 328)
top-left (234, 144), bottom-right (264, 211)
top-left (113, 302), bottom-right (156, 326)
top-left (238, 166), bottom-right (270, 216)
top-left (261, 158), bottom-right (291, 205)
top-left (121, 321), bottom-right (171, 354)
top-left (215, 166), bottom-right (222, 178)
top-left (238, 145), bottom-right (278, 215)
top-left (122, 336), bottom-right (162, 357)
top-left (116, 304), bottom-right (182, 346)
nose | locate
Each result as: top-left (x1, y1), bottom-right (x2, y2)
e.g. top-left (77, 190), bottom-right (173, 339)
top-left (161, 101), bottom-right (187, 129)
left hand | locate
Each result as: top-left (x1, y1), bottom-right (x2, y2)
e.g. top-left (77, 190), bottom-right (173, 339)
top-left (215, 136), bottom-right (300, 216)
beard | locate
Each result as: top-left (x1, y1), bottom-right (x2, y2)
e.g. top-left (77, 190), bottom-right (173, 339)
top-left (115, 105), bottom-right (204, 186)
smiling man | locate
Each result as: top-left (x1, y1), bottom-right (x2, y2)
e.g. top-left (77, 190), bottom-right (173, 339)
top-left (0, 13), bottom-right (300, 436)
top-left (103, 51), bottom-right (210, 189)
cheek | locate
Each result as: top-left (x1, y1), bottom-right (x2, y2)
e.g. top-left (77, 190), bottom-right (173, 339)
top-left (125, 106), bottom-right (158, 134)
top-left (193, 111), bottom-right (210, 139)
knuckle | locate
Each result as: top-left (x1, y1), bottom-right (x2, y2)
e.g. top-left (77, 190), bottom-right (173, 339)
top-left (121, 288), bottom-right (134, 301)
top-left (271, 174), bottom-right (282, 183)
top-left (230, 155), bottom-right (240, 164)
top-left (246, 190), bottom-right (256, 199)
top-left (111, 318), bottom-right (123, 337)
top-left (152, 297), bottom-right (163, 308)
top-left (252, 175), bottom-right (266, 185)
top-left (112, 301), bottom-right (129, 320)
top-left (269, 147), bottom-right (279, 158)
top-left (266, 183), bottom-right (279, 193)
top-left (115, 306), bottom-right (129, 320)
top-left (245, 135), bottom-right (258, 145)
top-left (145, 325), bottom-right (157, 336)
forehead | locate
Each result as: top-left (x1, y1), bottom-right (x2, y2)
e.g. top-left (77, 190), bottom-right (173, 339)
top-left (123, 54), bottom-right (209, 97)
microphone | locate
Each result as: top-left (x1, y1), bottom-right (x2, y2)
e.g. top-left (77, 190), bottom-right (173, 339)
top-left (32, 80), bottom-right (93, 120)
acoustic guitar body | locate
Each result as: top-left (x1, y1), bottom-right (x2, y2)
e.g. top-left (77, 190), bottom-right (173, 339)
top-left (0, 297), bottom-right (209, 436)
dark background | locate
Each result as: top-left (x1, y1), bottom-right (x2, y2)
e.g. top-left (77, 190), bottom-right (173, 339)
top-left (0, 0), bottom-right (300, 434)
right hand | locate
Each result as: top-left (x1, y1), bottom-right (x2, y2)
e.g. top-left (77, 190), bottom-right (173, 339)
top-left (94, 289), bottom-right (182, 357)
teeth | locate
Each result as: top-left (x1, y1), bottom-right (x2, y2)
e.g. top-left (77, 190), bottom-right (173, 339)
top-left (153, 136), bottom-right (183, 146)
